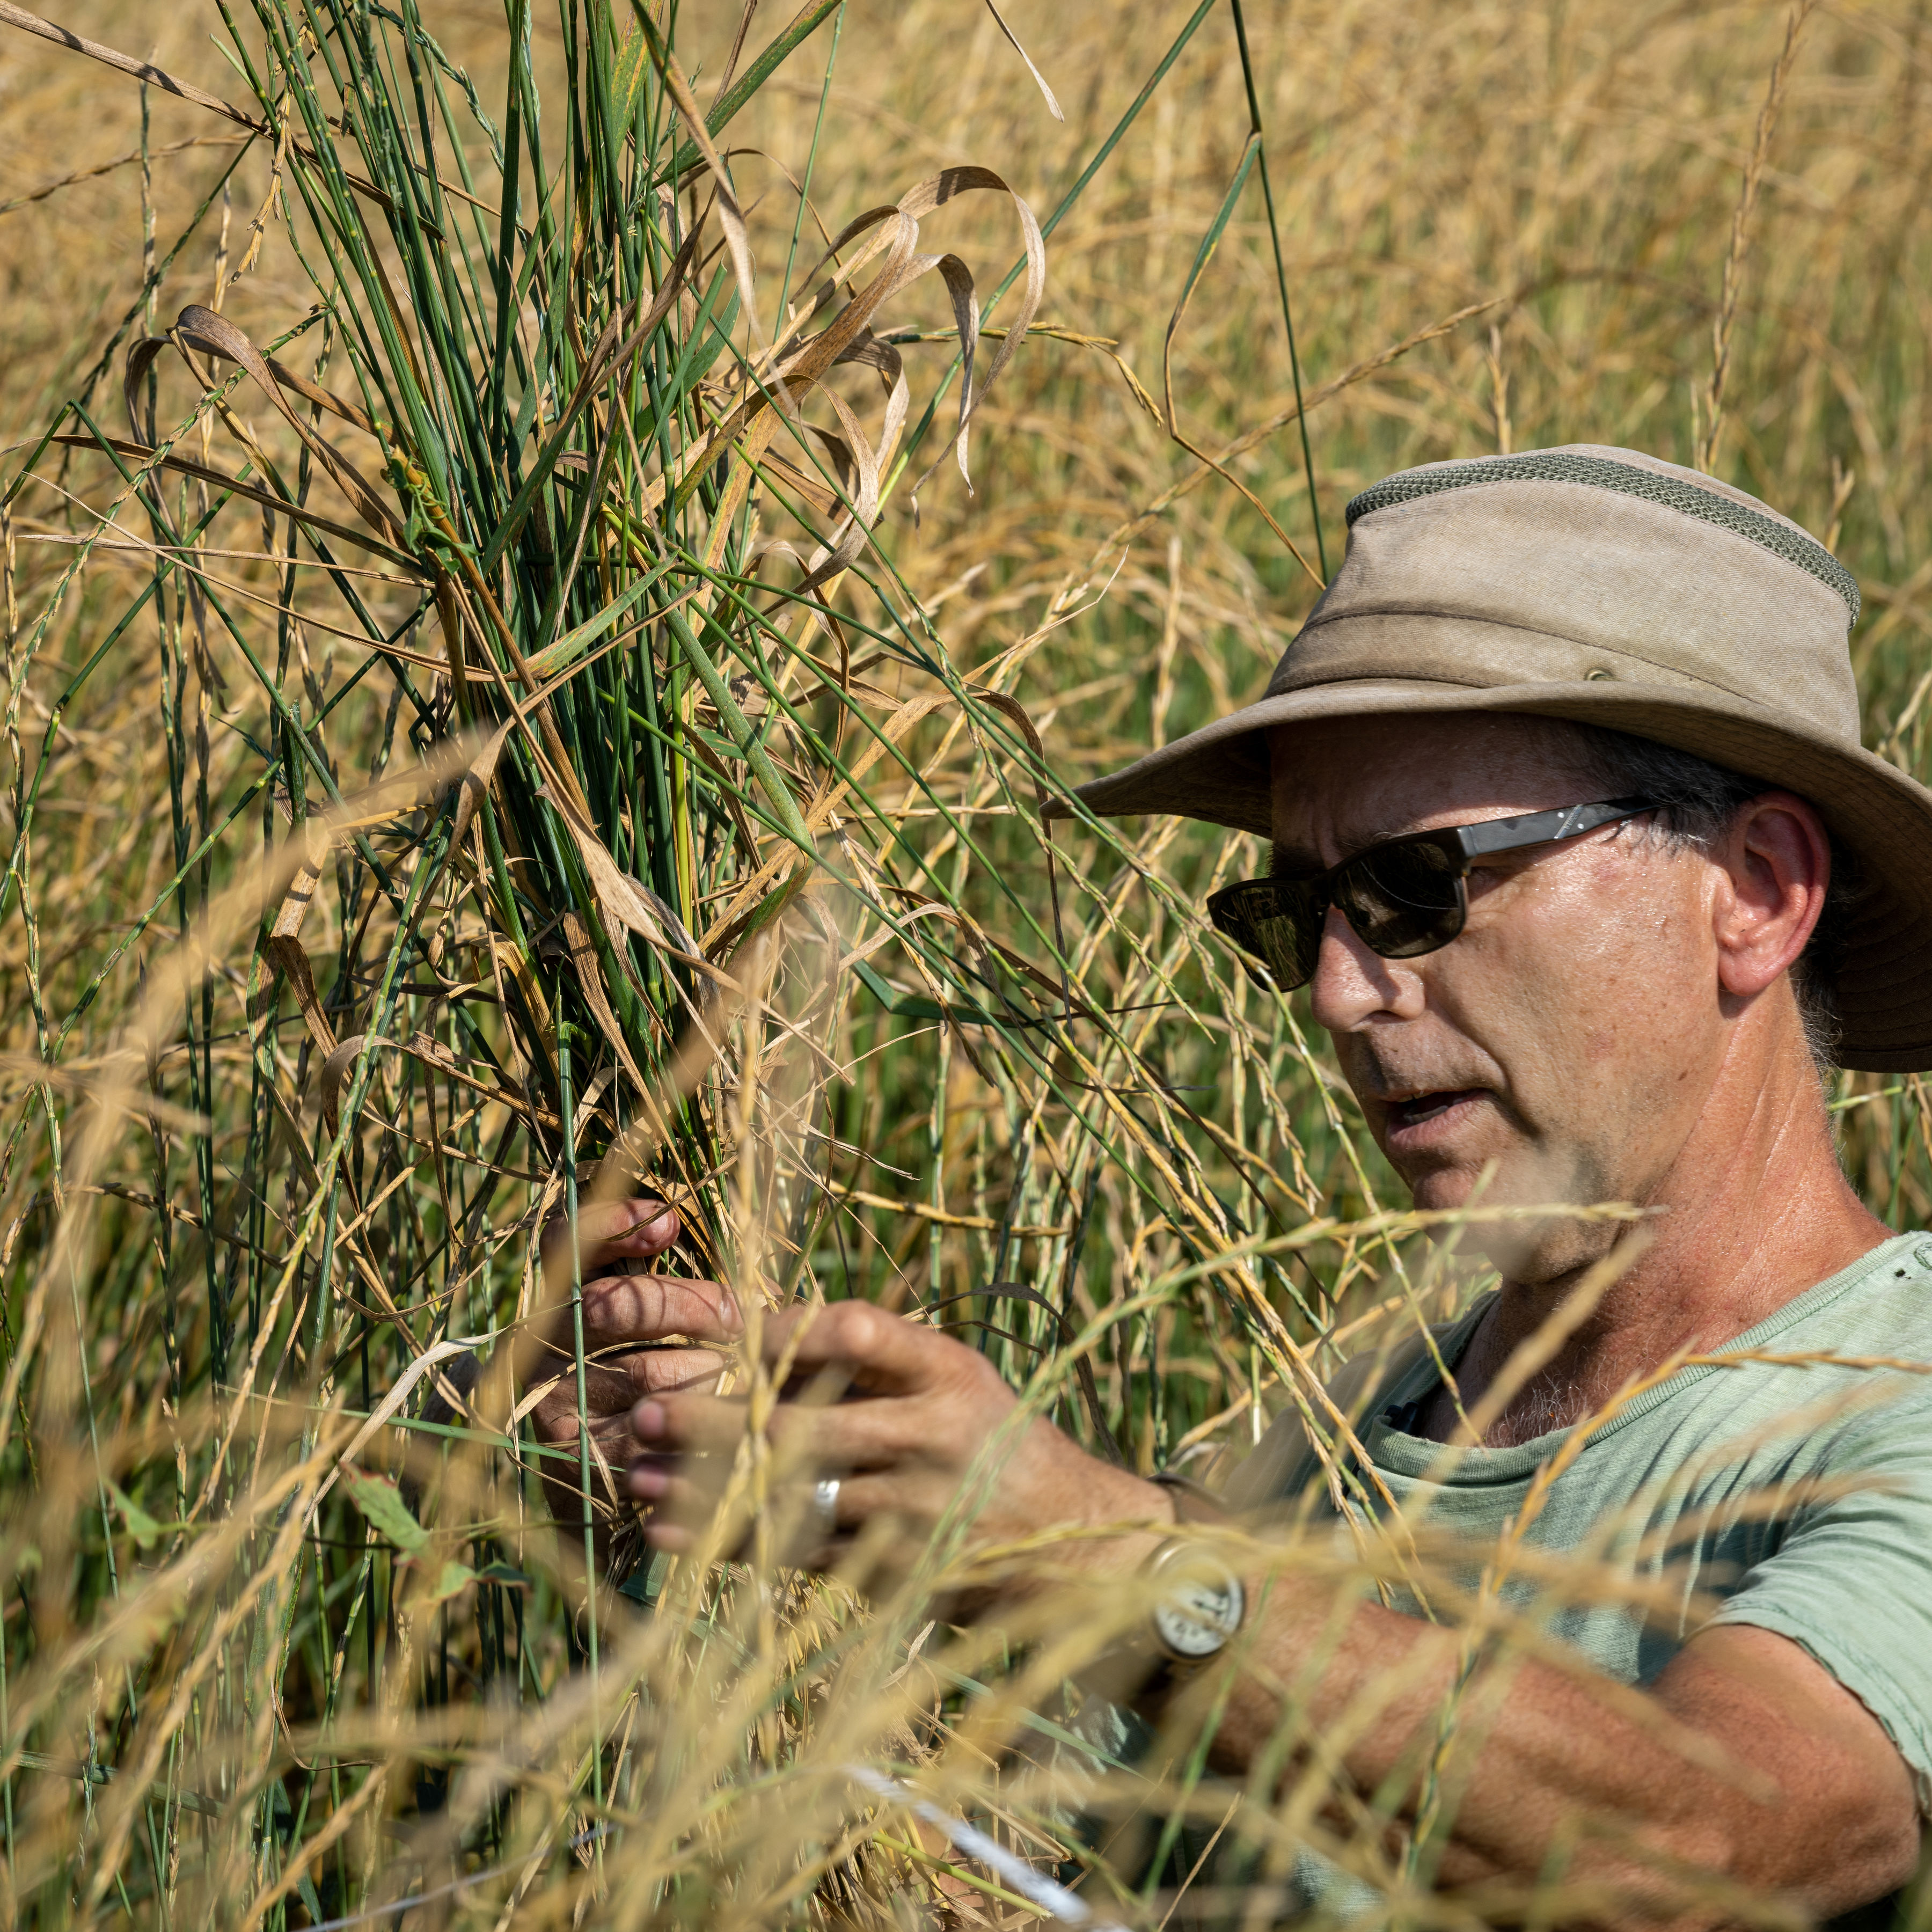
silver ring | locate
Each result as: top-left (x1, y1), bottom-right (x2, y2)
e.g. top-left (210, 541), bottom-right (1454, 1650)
top-left (811, 1476), bottom-right (840, 1538)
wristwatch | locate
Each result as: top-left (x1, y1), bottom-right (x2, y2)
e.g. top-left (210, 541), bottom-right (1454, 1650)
top-left (1144, 1536), bottom-right (1247, 1667)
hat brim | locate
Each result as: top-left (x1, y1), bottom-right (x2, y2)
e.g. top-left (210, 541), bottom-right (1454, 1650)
top-left (1056, 676), bottom-right (1932, 1073)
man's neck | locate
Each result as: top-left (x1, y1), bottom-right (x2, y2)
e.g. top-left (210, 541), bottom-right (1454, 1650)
top-left (1420, 1052), bottom-right (1891, 1449)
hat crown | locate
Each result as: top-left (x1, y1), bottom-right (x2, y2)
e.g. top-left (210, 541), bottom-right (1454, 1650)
top-left (1271, 443), bottom-right (1862, 744)
top-left (1066, 442), bottom-right (1932, 1069)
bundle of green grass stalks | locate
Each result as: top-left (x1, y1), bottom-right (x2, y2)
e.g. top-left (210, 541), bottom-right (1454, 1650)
top-left (4, 0), bottom-right (1932, 1924)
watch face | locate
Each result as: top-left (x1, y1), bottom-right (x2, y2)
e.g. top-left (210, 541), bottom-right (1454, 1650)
top-left (1152, 1569), bottom-right (1245, 1660)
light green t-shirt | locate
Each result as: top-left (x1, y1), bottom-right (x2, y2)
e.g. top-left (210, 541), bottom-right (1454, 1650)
top-left (1281, 1229), bottom-right (1932, 1918)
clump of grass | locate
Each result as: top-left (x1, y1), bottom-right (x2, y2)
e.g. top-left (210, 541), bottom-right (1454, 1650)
top-left (1, 0), bottom-right (1931, 1926)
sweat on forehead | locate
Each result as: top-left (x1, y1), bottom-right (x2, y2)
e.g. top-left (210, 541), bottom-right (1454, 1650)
top-left (1266, 713), bottom-right (1602, 865)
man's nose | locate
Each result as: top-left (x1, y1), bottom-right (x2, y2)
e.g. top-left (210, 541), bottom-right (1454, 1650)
top-left (1305, 905), bottom-right (1426, 1029)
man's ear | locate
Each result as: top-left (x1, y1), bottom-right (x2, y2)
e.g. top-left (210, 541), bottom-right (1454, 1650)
top-left (1711, 791), bottom-right (1831, 1000)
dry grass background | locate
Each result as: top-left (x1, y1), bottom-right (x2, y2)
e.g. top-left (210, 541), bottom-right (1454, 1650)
top-left (2, 0), bottom-right (1932, 1926)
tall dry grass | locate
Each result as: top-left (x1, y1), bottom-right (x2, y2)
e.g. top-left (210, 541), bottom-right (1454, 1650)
top-left (0, 0), bottom-right (1930, 1926)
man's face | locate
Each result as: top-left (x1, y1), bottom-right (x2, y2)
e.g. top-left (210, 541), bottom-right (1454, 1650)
top-left (1269, 712), bottom-right (1731, 1283)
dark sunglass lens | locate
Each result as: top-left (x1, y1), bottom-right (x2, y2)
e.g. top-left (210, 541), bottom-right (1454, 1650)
top-left (1338, 838), bottom-right (1464, 958)
top-left (1208, 881), bottom-right (1323, 990)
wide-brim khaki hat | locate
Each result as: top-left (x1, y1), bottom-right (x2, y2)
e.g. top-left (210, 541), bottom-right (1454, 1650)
top-left (1064, 444), bottom-right (1932, 1072)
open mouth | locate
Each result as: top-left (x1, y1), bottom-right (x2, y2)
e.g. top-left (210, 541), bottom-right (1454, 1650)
top-left (1385, 1088), bottom-right (1487, 1132)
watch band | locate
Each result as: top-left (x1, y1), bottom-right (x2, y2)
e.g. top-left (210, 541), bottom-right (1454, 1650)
top-left (1150, 1468), bottom-right (1229, 1525)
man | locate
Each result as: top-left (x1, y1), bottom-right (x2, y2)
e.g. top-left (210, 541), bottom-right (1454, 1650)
top-left (530, 447), bottom-right (1932, 1923)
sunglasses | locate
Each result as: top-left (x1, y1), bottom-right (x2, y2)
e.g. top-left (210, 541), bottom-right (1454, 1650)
top-left (1205, 796), bottom-right (1657, 992)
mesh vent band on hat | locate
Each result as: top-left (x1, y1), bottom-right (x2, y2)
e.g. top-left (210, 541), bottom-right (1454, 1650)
top-left (1344, 452), bottom-right (1862, 627)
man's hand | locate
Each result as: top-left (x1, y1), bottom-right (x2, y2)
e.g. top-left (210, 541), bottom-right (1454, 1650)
top-left (518, 1198), bottom-right (740, 1561)
top-left (608, 1290), bottom-right (1923, 1921)
top-left (625, 1299), bottom-right (1166, 1586)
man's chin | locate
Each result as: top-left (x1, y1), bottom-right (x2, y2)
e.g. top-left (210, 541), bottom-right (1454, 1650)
top-left (1391, 1148), bottom-right (1511, 1218)
top-left (1404, 1169), bottom-right (1624, 1284)
top-left (1396, 1143), bottom-right (1574, 1251)
top-left (1407, 1170), bottom-right (1514, 1261)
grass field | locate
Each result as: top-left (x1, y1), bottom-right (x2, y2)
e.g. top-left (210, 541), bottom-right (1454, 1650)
top-left (2, 0), bottom-right (1932, 1924)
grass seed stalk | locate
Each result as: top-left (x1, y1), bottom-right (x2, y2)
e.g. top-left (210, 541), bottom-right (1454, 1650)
top-left (0, 1), bottom-right (1930, 1926)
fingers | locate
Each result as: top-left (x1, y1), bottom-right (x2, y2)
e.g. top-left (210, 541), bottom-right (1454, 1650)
top-left (520, 1198), bottom-right (704, 1390)
top-left (623, 1305), bottom-right (1006, 1474)
top-left (518, 1252), bottom-right (739, 1544)
top-left (533, 1410), bottom-right (632, 1491)
top-left (601, 1302), bottom-right (1040, 1581)
top-left (631, 1375), bottom-right (978, 1472)
top-left (544, 1272), bottom-right (741, 1358)
top-left (533, 1404), bottom-right (634, 1452)
top-left (627, 1459), bottom-right (877, 1522)
top-left (529, 1344), bottom-right (729, 1433)
top-left (520, 1275), bottom-right (740, 1402)
top-left (753, 1300), bottom-right (976, 1395)
top-left (540, 1197), bottom-right (682, 1280)
top-left (631, 1463), bottom-right (910, 1564)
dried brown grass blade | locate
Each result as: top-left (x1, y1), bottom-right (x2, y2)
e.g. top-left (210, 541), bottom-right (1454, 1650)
top-left (450, 719), bottom-right (514, 852)
top-left (262, 847), bottom-right (337, 1056)
top-left (634, 10), bottom-right (776, 371)
top-left (0, 3), bottom-right (264, 133)
top-left (896, 169), bottom-right (1044, 511)
top-left (690, 168), bottom-right (1040, 570)
top-left (716, 0), bottom-right (763, 101)
top-left (40, 433), bottom-right (423, 571)
top-left (259, 355), bottom-right (377, 436)
top-left (980, 0), bottom-right (1064, 121)
top-left (933, 254), bottom-right (979, 489)
top-left (399, 1028), bottom-right (559, 1132)
top-left (550, 792), bottom-right (729, 993)
top-left (560, 911), bottom-right (654, 1101)
top-left (309, 1335), bottom-right (491, 1510)
top-left (171, 304), bottom-right (405, 546)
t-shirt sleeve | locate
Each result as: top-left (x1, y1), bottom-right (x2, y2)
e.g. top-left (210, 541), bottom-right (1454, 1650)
top-left (1703, 1386), bottom-right (1932, 1812)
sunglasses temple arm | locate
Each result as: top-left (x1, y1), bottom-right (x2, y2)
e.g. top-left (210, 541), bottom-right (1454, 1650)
top-left (1455, 796), bottom-right (1656, 858)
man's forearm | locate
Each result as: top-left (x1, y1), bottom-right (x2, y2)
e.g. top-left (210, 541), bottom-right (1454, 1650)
top-left (1147, 1564), bottom-right (1913, 1921)
top-left (1192, 1575), bottom-right (1662, 1889)
top-left (627, 1299), bottom-right (1915, 1921)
